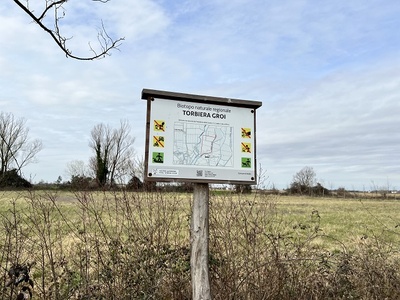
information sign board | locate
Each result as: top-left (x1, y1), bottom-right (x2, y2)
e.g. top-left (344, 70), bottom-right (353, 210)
top-left (142, 89), bottom-right (262, 184)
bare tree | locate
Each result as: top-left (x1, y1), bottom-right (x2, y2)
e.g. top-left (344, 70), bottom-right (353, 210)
top-left (108, 120), bottom-right (136, 184)
top-left (89, 120), bottom-right (135, 186)
top-left (65, 159), bottom-right (91, 178)
top-left (290, 166), bottom-right (316, 195)
top-left (89, 123), bottom-right (112, 186)
top-left (13, 0), bottom-right (124, 60)
top-left (0, 112), bottom-right (43, 176)
top-left (132, 155), bottom-right (145, 181)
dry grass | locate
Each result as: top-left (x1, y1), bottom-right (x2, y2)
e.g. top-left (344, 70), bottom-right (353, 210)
top-left (0, 190), bottom-right (400, 299)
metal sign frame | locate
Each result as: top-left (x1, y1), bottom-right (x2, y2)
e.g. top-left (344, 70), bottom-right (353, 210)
top-left (142, 89), bottom-right (262, 185)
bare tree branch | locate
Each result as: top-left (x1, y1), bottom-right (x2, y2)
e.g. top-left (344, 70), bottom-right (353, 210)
top-left (0, 112), bottom-right (43, 176)
top-left (37, 0), bottom-right (65, 21)
top-left (13, 0), bottom-right (124, 60)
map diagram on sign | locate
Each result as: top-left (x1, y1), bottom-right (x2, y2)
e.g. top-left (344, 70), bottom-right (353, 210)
top-left (173, 122), bottom-right (233, 167)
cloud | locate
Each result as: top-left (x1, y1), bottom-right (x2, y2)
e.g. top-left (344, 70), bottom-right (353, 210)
top-left (1, 0), bottom-right (400, 188)
top-left (259, 57), bottom-right (400, 189)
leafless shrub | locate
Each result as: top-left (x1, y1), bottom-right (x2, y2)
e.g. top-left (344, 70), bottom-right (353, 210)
top-left (1, 190), bottom-right (400, 299)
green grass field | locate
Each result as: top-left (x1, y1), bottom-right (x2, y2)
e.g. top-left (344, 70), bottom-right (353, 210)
top-left (1, 190), bottom-right (399, 251)
top-left (274, 196), bottom-right (400, 249)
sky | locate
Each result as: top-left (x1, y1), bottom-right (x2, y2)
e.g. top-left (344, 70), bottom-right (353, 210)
top-left (1, 0), bottom-right (399, 190)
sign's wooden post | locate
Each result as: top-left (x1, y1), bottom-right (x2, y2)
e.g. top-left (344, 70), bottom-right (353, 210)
top-left (191, 183), bottom-right (211, 300)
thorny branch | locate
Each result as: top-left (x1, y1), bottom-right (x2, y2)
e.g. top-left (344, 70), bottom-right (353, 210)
top-left (13, 0), bottom-right (124, 60)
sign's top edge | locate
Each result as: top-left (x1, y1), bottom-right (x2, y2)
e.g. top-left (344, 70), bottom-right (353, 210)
top-left (141, 88), bottom-right (262, 109)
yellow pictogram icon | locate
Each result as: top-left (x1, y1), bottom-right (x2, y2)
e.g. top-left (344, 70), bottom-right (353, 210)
top-left (241, 142), bottom-right (251, 153)
top-left (241, 127), bottom-right (251, 138)
top-left (154, 120), bottom-right (165, 132)
top-left (153, 136), bottom-right (165, 148)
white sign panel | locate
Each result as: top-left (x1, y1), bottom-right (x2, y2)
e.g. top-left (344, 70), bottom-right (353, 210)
top-left (145, 97), bottom-right (257, 184)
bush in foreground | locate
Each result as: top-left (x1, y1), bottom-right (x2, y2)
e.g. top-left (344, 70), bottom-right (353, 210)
top-left (0, 191), bottom-right (399, 299)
